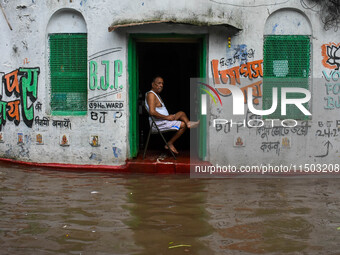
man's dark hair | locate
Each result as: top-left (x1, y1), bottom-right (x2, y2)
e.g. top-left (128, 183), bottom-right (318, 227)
top-left (152, 76), bottom-right (163, 83)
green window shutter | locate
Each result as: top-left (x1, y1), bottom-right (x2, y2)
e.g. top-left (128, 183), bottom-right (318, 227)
top-left (49, 33), bottom-right (87, 115)
top-left (263, 35), bottom-right (310, 120)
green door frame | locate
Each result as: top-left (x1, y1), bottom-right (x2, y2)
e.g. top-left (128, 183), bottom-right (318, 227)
top-left (128, 33), bottom-right (207, 159)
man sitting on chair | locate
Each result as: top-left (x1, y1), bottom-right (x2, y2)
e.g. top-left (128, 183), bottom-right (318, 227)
top-left (145, 76), bottom-right (199, 154)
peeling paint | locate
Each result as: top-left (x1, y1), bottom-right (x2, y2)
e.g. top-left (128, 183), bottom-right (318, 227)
top-left (5, 148), bottom-right (13, 158)
top-left (12, 45), bottom-right (18, 53)
top-left (272, 23), bottom-right (278, 33)
top-left (80, 0), bottom-right (87, 6)
top-left (112, 147), bottom-right (121, 158)
top-left (16, 5), bottom-right (27, 10)
top-left (89, 153), bottom-right (102, 161)
top-left (110, 8), bottom-right (243, 31)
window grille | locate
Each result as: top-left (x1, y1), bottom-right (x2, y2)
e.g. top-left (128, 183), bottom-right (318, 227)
top-left (49, 33), bottom-right (87, 115)
top-left (263, 35), bottom-right (311, 120)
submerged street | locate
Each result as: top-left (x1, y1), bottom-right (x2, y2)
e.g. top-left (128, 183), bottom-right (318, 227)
top-left (1, 162), bottom-right (340, 254)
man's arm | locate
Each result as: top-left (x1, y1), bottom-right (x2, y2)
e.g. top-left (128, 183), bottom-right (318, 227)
top-left (146, 93), bottom-right (175, 121)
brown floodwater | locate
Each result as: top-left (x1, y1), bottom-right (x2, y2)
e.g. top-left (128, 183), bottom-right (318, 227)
top-left (1, 162), bottom-right (340, 255)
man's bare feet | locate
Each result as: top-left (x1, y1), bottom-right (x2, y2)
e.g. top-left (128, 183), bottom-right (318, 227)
top-left (187, 120), bottom-right (200, 129)
top-left (165, 144), bottom-right (179, 154)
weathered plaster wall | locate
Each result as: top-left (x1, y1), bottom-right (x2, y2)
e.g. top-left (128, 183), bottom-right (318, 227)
top-left (207, 1), bottom-right (340, 167)
top-left (0, 0), bottom-right (128, 165)
top-left (0, 0), bottom-right (338, 167)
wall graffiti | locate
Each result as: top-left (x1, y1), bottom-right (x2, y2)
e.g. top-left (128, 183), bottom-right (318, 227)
top-left (52, 119), bottom-right (71, 129)
top-left (316, 120), bottom-right (340, 138)
top-left (0, 67), bottom-right (40, 130)
top-left (323, 70), bottom-right (340, 81)
top-left (88, 92), bottom-right (124, 123)
top-left (88, 47), bottom-right (123, 91)
top-left (256, 121), bottom-right (310, 140)
top-left (35, 116), bottom-right (49, 127)
top-left (260, 141), bottom-right (280, 155)
top-left (315, 42), bottom-right (339, 159)
top-left (256, 121), bottom-right (309, 155)
top-left (213, 108), bottom-right (311, 155)
top-left (90, 112), bottom-right (107, 123)
top-left (323, 77), bottom-right (340, 110)
top-left (35, 116), bottom-right (72, 129)
top-left (322, 43), bottom-right (340, 110)
top-left (89, 59), bottom-right (123, 91)
top-left (88, 100), bottom-right (124, 111)
top-left (35, 101), bottom-right (42, 112)
top-left (113, 111), bottom-right (122, 123)
top-left (315, 140), bottom-right (333, 158)
top-left (211, 59), bottom-right (263, 105)
top-left (321, 43), bottom-right (340, 70)
top-left (90, 111), bottom-right (122, 124)
top-left (314, 120), bottom-right (340, 158)
top-left (112, 146), bottom-right (121, 158)
top-left (88, 48), bottom-right (124, 124)
top-left (212, 59), bottom-right (263, 84)
top-left (220, 45), bottom-right (255, 67)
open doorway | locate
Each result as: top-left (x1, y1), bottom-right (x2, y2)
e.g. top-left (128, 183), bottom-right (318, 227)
top-left (137, 40), bottom-right (200, 153)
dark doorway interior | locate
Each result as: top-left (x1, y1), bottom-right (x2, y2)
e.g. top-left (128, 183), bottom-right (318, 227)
top-left (137, 41), bottom-right (200, 152)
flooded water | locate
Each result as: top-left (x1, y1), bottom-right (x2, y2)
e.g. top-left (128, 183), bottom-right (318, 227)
top-left (1, 162), bottom-right (340, 254)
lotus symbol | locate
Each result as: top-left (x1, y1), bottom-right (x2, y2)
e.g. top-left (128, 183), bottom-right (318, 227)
top-left (326, 45), bottom-right (340, 70)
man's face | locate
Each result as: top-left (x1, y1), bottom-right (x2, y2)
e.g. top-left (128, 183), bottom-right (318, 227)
top-left (152, 77), bottom-right (164, 94)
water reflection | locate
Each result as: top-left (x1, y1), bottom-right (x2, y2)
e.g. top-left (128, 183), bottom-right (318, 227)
top-left (125, 176), bottom-right (213, 255)
top-left (203, 179), bottom-right (335, 254)
top-left (1, 163), bottom-right (340, 254)
top-left (0, 164), bottom-right (137, 254)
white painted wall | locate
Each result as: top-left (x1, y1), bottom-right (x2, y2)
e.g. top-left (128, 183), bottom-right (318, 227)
top-left (47, 9), bottom-right (87, 33)
top-left (264, 8), bottom-right (312, 35)
top-left (0, 0), bottom-right (338, 167)
top-left (207, 2), bottom-right (340, 169)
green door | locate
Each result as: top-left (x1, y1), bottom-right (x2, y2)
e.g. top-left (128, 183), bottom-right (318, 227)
top-left (128, 34), bottom-right (207, 159)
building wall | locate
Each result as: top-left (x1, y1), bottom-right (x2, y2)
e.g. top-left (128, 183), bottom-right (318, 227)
top-left (0, 0), bottom-right (338, 167)
top-left (207, 2), bottom-right (340, 167)
top-left (0, 0), bottom-right (128, 165)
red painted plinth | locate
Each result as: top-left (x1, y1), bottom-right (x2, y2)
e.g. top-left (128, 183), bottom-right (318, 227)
top-left (0, 150), bottom-right (209, 174)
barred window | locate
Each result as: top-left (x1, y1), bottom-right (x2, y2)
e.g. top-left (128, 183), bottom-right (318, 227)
top-left (49, 33), bottom-right (87, 115)
top-left (263, 35), bottom-right (311, 120)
